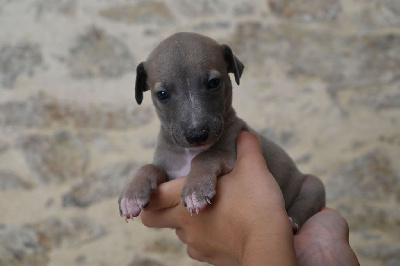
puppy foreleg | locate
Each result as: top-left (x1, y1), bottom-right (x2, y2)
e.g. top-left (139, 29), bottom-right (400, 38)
top-left (181, 151), bottom-right (235, 214)
top-left (118, 164), bottom-right (166, 221)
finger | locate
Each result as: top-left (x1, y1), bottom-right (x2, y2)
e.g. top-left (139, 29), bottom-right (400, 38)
top-left (319, 208), bottom-right (350, 240)
top-left (236, 131), bottom-right (268, 168)
top-left (186, 245), bottom-right (206, 262)
top-left (141, 177), bottom-right (187, 229)
top-left (236, 131), bottom-right (261, 158)
top-left (141, 206), bottom-right (186, 228)
top-left (300, 207), bottom-right (350, 241)
top-left (144, 176), bottom-right (185, 210)
top-left (175, 228), bottom-right (186, 243)
top-left (176, 230), bottom-right (213, 263)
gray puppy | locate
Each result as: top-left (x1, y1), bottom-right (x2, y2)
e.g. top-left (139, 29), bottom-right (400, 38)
top-left (118, 32), bottom-right (325, 232)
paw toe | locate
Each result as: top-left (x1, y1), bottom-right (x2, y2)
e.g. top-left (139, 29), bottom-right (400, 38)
top-left (184, 192), bottom-right (209, 214)
top-left (289, 217), bottom-right (299, 234)
top-left (119, 197), bottom-right (147, 222)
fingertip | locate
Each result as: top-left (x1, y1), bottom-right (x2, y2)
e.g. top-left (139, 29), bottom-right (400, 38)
top-left (325, 208), bottom-right (350, 238)
top-left (237, 131), bottom-right (259, 143)
top-left (236, 131), bottom-right (261, 158)
top-left (310, 207), bottom-right (351, 240)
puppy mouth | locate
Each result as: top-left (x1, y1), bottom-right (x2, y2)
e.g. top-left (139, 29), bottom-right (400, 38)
top-left (187, 143), bottom-right (212, 151)
top-left (184, 129), bottom-right (224, 150)
top-left (171, 132), bottom-right (217, 150)
top-left (172, 134), bottom-right (212, 149)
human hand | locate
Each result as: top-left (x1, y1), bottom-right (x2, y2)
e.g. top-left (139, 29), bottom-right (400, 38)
top-left (141, 132), bottom-right (296, 265)
top-left (140, 132), bottom-right (359, 265)
top-left (294, 207), bottom-right (359, 265)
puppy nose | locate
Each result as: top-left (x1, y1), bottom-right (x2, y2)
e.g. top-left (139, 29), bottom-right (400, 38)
top-left (185, 126), bottom-right (209, 144)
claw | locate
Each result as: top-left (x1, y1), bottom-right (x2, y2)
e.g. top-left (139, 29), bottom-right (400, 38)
top-left (205, 196), bottom-right (211, 205)
top-left (289, 217), bottom-right (299, 234)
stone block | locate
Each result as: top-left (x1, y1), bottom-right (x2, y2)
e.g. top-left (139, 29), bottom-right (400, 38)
top-left (0, 226), bottom-right (48, 266)
top-left (0, 170), bottom-right (32, 190)
top-left (68, 26), bottom-right (135, 78)
top-left (327, 149), bottom-right (399, 201)
top-left (0, 42), bottom-right (42, 88)
top-left (99, 2), bottom-right (173, 24)
top-left (268, 0), bottom-right (342, 22)
top-left (28, 216), bottom-right (105, 249)
top-left (17, 131), bottom-right (88, 184)
top-left (0, 92), bottom-right (153, 129)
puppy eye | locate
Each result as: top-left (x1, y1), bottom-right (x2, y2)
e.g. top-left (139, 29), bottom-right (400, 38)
top-left (207, 78), bottom-right (221, 89)
top-left (157, 90), bottom-right (170, 101)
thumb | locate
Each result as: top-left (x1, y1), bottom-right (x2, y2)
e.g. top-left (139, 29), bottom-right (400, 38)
top-left (233, 131), bottom-right (280, 196)
top-left (236, 131), bottom-right (267, 168)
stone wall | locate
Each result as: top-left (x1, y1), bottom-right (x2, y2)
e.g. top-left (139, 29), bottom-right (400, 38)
top-left (0, 0), bottom-right (399, 265)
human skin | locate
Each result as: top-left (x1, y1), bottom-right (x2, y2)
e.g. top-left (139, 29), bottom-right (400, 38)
top-left (140, 132), bottom-right (359, 265)
top-left (294, 207), bottom-right (359, 265)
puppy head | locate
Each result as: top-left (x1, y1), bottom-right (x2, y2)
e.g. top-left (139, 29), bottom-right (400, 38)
top-left (135, 32), bottom-right (244, 149)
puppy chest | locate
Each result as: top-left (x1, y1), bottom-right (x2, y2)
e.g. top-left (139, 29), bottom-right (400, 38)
top-left (164, 149), bottom-right (201, 180)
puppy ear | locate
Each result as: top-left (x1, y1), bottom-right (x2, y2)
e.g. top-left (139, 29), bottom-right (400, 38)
top-left (135, 62), bottom-right (148, 105)
top-left (221, 44), bottom-right (244, 85)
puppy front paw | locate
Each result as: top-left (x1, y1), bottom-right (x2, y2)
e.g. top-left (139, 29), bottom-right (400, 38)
top-left (118, 181), bottom-right (155, 222)
top-left (118, 164), bottom-right (166, 222)
top-left (181, 177), bottom-right (216, 214)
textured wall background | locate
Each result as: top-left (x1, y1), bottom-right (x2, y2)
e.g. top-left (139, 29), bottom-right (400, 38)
top-left (0, 0), bottom-right (399, 265)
